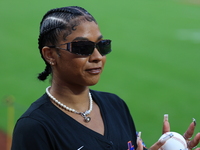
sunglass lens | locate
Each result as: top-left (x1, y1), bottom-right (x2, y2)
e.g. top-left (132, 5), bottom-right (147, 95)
top-left (71, 40), bottom-right (111, 56)
top-left (71, 41), bottom-right (94, 56)
top-left (97, 40), bottom-right (112, 56)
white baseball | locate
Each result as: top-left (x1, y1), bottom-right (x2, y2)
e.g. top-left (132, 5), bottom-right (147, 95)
top-left (158, 132), bottom-right (187, 150)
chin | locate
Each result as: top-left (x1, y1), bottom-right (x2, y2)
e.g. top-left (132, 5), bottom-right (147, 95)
top-left (87, 81), bottom-right (99, 86)
top-left (86, 79), bottom-right (100, 86)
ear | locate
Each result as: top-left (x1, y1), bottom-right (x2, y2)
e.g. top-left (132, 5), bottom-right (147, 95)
top-left (42, 47), bottom-right (56, 65)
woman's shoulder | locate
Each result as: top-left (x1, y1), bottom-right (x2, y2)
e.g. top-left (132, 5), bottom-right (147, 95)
top-left (19, 93), bottom-right (51, 121)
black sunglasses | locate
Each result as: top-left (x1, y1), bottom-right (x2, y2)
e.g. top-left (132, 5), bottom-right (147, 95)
top-left (47, 39), bottom-right (112, 56)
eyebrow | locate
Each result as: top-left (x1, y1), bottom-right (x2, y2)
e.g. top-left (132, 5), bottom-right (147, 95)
top-left (72, 35), bottom-right (103, 42)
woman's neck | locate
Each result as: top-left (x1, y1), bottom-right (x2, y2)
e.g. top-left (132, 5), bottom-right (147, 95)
top-left (48, 83), bottom-right (91, 113)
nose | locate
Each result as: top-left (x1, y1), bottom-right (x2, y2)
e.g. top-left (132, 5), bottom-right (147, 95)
top-left (89, 48), bottom-right (103, 62)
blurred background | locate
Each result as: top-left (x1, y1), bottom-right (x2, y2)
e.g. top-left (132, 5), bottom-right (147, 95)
top-left (0, 0), bottom-right (200, 149)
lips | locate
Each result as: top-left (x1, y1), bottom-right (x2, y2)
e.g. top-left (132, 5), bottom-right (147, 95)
top-left (85, 67), bottom-right (102, 74)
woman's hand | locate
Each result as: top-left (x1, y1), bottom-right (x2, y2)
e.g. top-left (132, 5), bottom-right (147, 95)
top-left (136, 133), bottom-right (173, 150)
top-left (163, 115), bottom-right (200, 150)
top-left (136, 130), bottom-right (173, 150)
top-left (136, 114), bottom-right (173, 150)
top-left (136, 114), bottom-right (200, 150)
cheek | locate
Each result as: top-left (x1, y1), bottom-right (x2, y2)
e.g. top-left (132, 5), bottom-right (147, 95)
top-left (67, 58), bottom-right (88, 73)
top-left (102, 57), bottom-right (106, 68)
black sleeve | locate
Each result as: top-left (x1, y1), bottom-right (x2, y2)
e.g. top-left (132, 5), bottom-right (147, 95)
top-left (11, 117), bottom-right (53, 150)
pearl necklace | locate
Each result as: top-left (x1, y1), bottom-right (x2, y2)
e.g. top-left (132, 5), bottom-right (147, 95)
top-left (46, 86), bottom-right (93, 123)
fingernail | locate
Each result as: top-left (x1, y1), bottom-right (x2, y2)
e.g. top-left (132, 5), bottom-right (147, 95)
top-left (137, 131), bottom-right (141, 138)
top-left (193, 118), bottom-right (196, 126)
top-left (164, 114), bottom-right (168, 122)
top-left (160, 133), bottom-right (174, 143)
top-left (137, 131), bottom-right (141, 144)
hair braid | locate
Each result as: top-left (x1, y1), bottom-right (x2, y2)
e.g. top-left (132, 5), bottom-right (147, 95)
top-left (41, 8), bottom-right (74, 20)
top-left (37, 65), bottom-right (52, 81)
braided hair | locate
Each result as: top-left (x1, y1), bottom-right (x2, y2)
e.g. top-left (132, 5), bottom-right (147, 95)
top-left (37, 6), bottom-right (96, 81)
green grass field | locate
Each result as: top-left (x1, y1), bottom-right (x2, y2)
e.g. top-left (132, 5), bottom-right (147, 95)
top-left (1, 0), bottom-right (200, 147)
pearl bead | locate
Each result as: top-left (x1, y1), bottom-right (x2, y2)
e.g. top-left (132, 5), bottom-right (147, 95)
top-left (85, 117), bottom-right (91, 122)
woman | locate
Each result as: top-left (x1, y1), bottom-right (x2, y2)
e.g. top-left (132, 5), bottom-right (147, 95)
top-left (11, 6), bottom-right (200, 150)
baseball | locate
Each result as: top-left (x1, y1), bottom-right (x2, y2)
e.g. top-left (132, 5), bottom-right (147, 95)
top-left (158, 132), bottom-right (187, 150)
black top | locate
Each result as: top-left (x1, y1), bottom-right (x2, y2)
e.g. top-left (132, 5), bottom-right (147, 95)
top-left (11, 90), bottom-right (146, 150)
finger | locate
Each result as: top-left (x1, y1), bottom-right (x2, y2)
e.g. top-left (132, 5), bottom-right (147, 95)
top-left (136, 132), bottom-right (143, 150)
top-left (194, 148), bottom-right (200, 150)
top-left (136, 140), bottom-right (143, 150)
top-left (149, 133), bottom-right (174, 150)
top-left (188, 132), bottom-right (200, 150)
top-left (162, 114), bottom-right (170, 134)
top-left (137, 132), bottom-right (141, 143)
top-left (183, 118), bottom-right (196, 141)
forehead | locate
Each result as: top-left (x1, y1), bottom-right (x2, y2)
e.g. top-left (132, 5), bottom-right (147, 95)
top-left (65, 21), bottom-right (102, 42)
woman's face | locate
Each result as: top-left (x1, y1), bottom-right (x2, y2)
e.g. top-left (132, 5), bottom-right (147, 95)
top-left (52, 21), bottom-right (106, 87)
